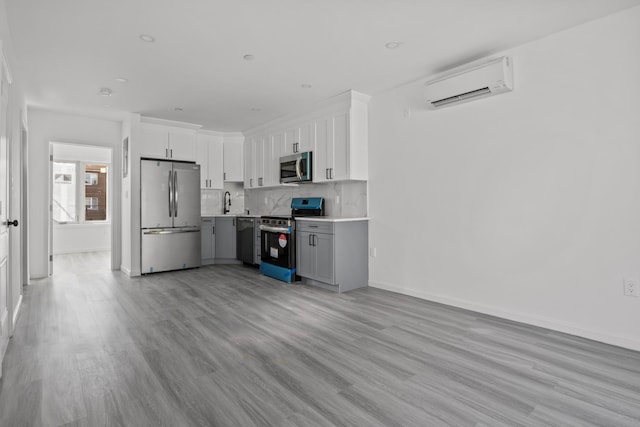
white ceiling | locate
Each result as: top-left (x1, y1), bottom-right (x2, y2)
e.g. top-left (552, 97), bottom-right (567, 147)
top-left (6, 0), bottom-right (640, 132)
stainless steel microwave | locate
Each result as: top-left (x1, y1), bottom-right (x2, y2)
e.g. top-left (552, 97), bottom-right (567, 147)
top-left (280, 152), bottom-right (312, 183)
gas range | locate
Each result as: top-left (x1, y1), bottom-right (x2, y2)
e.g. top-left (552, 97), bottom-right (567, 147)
top-left (259, 197), bottom-right (325, 283)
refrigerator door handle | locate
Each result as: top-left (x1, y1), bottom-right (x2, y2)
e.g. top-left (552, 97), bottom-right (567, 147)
top-left (168, 170), bottom-right (173, 217)
top-left (142, 228), bottom-right (200, 235)
top-left (174, 170), bottom-right (179, 218)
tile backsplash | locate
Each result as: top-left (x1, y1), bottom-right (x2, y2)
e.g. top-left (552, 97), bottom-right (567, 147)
top-left (244, 181), bottom-right (367, 217)
top-left (201, 182), bottom-right (245, 215)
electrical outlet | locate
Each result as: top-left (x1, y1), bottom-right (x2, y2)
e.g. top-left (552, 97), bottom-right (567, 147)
top-left (623, 278), bottom-right (639, 297)
top-left (369, 247), bottom-right (377, 258)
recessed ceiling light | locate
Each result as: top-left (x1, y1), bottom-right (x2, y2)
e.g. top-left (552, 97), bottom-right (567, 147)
top-left (243, 54), bottom-right (255, 61)
top-left (139, 34), bottom-right (155, 43)
top-left (174, 107), bottom-right (183, 112)
top-left (385, 41), bottom-right (403, 49)
top-left (99, 87), bottom-right (112, 97)
top-left (115, 77), bottom-right (128, 83)
top-left (251, 107), bottom-right (261, 112)
top-left (301, 84), bottom-right (312, 89)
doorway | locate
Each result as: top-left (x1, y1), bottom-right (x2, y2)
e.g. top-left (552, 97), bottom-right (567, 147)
top-left (49, 143), bottom-right (113, 274)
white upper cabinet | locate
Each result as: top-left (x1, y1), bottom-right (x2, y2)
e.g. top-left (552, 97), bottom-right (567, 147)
top-left (196, 133), bottom-right (224, 189)
top-left (242, 90), bottom-right (369, 189)
top-left (313, 94), bottom-right (368, 182)
top-left (140, 122), bottom-right (197, 161)
top-left (283, 122), bottom-right (314, 155)
top-left (266, 131), bottom-right (284, 186)
top-left (314, 111), bottom-right (349, 182)
top-left (223, 135), bottom-right (244, 182)
top-left (244, 137), bottom-right (263, 188)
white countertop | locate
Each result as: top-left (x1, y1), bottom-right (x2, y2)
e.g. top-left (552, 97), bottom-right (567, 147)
top-left (202, 215), bottom-right (368, 222)
top-left (201, 214), bottom-right (261, 218)
top-left (294, 216), bottom-right (369, 223)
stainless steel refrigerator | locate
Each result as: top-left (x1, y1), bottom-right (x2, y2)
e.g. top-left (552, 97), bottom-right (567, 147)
top-left (140, 159), bottom-right (201, 273)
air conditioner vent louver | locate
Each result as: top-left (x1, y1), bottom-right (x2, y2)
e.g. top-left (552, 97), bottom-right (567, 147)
top-left (431, 87), bottom-right (491, 108)
top-left (425, 56), bottom-right (513, 109)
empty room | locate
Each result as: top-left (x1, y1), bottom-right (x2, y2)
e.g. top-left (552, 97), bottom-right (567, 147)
top-left (1, 1), bottom-right (639, 426)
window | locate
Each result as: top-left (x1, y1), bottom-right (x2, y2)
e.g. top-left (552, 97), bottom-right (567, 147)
top-left (85, 197), bottom-right (99, 210)
top-left (53, 162), bottom-right (109, 223)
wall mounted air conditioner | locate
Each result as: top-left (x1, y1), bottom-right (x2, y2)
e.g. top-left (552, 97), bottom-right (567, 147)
top-left (424, 56), bottom-right (513, 109)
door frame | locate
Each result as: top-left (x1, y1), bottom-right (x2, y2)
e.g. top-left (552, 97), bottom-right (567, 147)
top-left (48, 141), bottom-right (121, 273)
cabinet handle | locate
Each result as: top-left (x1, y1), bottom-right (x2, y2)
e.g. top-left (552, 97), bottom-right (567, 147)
top-left (330, 168), bottom-right (333, 179)
top-left (224, 172), bottom-right (226, 180)
top-left (313, 234), bottom-right (317, 246)
top-left (309, 224), bottom-right (318, 228)
top-left (308, 234), bottom-right (312, 246)
top-left (250, 178), bottom-right (253, 187)
top-left (212, 226), bottom-right (215, 234)
top-left (325, 168), bottom-right (329, 179)
top-left (165, 148), bottom-right (168, 158)
top-left (233, 218), bottom-right (236, 227)
top-left (170, 148), bottom-right (173, 158)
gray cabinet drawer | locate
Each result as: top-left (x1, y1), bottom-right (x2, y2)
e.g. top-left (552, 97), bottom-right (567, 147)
top-left (297, 221), bottom-right (334, 234)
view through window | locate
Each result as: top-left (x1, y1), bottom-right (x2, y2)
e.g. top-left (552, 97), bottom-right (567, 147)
top-left (53, 162), bottom-right (108, 223)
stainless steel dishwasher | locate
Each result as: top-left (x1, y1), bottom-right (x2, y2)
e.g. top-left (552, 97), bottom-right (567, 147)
top-left (236, 216), bottom-right (256, 265)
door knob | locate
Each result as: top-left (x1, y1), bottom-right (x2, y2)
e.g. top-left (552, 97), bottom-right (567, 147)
top-left (6, 219), bottom-right (18, 227)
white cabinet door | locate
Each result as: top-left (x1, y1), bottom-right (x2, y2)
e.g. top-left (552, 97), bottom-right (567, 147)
top-left (269, 132), bottom-right (284, 186)
top-left (207, 138), bottom-right (224, 189)
top-left (196, 135), bottom-right (224, 189)
top-left (223, 138), bottom-right (243, 182)
top-left (254, 137), bottom-right (264, 187)
top-left (140, 124), bottom-right (169, 159)
top-left (283, 127), bottom-right (298, 155)
top-left (313, 112), bottom-right (350, 182)
top-left (331, 112), bottom-right (349, 181)
top-left (196, 137), bottom-right (209, 189)
top-left (314, 116), bottom-right (330, 183)
top-left (244, 139), bottom-right (255, 188)
top-left (298, 122), bottom-right (314, 153)
top-left (168, 129), bottom-right (196, 161)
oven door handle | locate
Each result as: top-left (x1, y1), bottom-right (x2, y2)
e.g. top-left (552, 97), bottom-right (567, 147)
top-left (260, 225), bottom-right (292, 234)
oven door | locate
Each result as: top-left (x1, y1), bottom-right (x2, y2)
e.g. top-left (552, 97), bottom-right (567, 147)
top-left (260, 226), bottom-right (295, 269)
top-left (280, 155), bottom-right (300, 183)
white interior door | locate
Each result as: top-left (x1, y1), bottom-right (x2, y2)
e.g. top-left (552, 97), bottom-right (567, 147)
top-left (0, 48), bottom-right (11, 377)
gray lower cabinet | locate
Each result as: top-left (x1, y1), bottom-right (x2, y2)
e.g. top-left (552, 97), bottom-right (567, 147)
top-left (201, 217), bottom-right (215, 265)
top-left (296, 220), bottom-right (368, 292)
top-left (255, 223), bottom-right (261, 265)
top-left (214, 216), bottom-right (239, 263)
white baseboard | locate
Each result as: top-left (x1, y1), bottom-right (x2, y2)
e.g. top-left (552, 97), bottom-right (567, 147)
top-left (11, 294), bottom-right (22, 335)
top-left (369, 280), bottom-right (640, 352)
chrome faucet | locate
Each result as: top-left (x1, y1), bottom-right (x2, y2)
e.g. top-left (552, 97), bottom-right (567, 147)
top-left (224, 191), bottom-right (231, 214)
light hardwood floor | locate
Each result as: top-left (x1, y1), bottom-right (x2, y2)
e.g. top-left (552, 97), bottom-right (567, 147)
top-left (1, 252), bottom-right (639, 426)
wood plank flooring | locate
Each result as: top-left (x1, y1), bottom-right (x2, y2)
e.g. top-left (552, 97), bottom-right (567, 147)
top-left (1, 251), bottom-right (639, 426)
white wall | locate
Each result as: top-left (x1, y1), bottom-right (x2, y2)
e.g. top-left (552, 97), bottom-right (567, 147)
top-left (53, 223), bottom-right (110, 254)
top-left (120, 113), bottom-right (142, 276)
top-left (368, 6), bottom-right (640, 350)
top-left (28, 109), bottom-right (121, 278)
